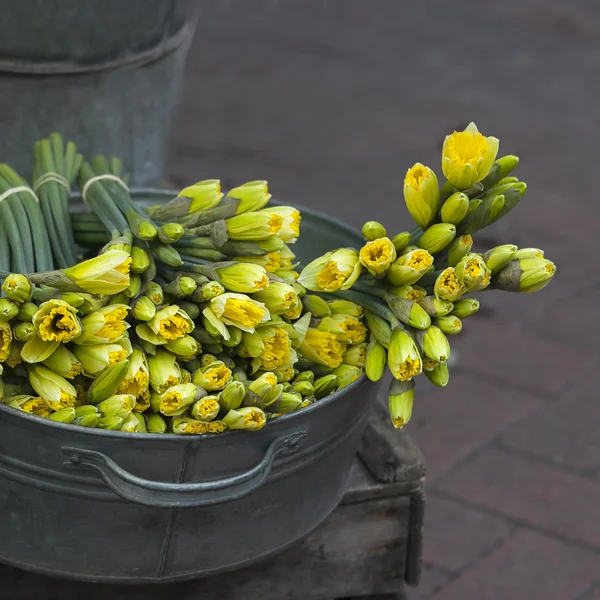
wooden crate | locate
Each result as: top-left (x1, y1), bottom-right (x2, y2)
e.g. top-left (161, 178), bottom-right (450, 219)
top-left (0, 394), bottom-right (426, 600)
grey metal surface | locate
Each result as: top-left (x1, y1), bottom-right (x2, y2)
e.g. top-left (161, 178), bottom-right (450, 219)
top-left (0, 1), bottom-right (199, 186)
top-left (0, 198), bottom-right (377, 582)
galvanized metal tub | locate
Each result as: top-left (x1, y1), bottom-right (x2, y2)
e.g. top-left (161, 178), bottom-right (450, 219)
top-left (0, 192), bottom-right (377, 583)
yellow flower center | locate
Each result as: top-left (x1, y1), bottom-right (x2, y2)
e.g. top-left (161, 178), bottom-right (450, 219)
top-left (38, 308), bottom-right (80, 342)
top-left (96, 321), bottom-right (127, 341)
top-left (65, 361), bottom-right (83, 379)
top-left (459, 234), bottom-right (473, 247)
top-left (161, 392), bottom-right (183, 412)
top-left (119, 370), bottom-right (149, 397)
top-left (256, 275), bottom-right (270, 290)
top-left (106, 306), bottom-right (128, 322)
top-left (340, 318), bottom-right (367, 344)
top-left (406, 250), bottom-right (433, 271)
top-left (159, 315), bottom-right (193, 341)
top-left (264, 252), bottom-right (281, 272)
top-left (164, 375), bottom-right (180, 389)
top-left (181, 371), bottom-right (192, 384)
top-left (183, 421), bottom-right (208, 434)
top-left (452, 318), bottom-right (461, 330)
top-left (360, 240), bottom-right (392, 266)
top-left (423, 358), bottom-right (437, 370)
top-left (305, 329), bottom-right (344, 369)
top-left (152, 293), bottom-right (162, 304)
top-left (545, 263), bottom-right (555, 275)
top-left (115, 258), bottom-right (132, 275)
top-left (203, 364), bottom-right (232, 390)
top-left (440, 270), bottom-right (461, 292)
top-left (244, 410), bottom-right (265, 426)
top-left (48, 391), bottom-right (76, 411)
top-left (197, 399), bottom-right (219, 418)
top-left (392, 416), bottom-right (405, 428)
top-left (289, 211), bottom-right (301, 235)
top-left (21, 398), bottom-right (50, 417)
top-left (405, 165), bottom-right (429, 189)
top-left (283, 300), bottom-right (302, 320)
top-left (407, 289), bottom-right (426, 301)
top-left (109, 349), bottom-right (128, 366)
top-left (222, 298), bottom-right (265, 328)
top-left (261, 329), bottom-right (291, 369)
top-left (464, 259), bottom-right (482, 280)
top-left (135, 389), bottom-right (151, 412)
top-left (317, 261), bottom-right (347, 291)
top-left (0, 328), bottom-right (11, 359)
top-left (395, 356), bottom-right (421, 381)
top-left (268, 214), bottom-right (284, 234)
top-left (446, 131), bottom-right (489, 167)
top-left (208, 421), bottom-right (227, 433)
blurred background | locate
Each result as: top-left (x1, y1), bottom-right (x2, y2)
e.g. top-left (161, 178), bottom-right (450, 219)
top-left (166, 2), bottom-right (599, 599)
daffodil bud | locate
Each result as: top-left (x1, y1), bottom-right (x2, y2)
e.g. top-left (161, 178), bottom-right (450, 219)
top-left (74, 304), bottom-right (129, 345)
top-left (220, 326), bottom-right (243, 349)
top-left (455, 254), bottom-right (491, 292)
top-left (391, 232), bottom-right (412, 253)
top-left (132, 296), bottom-right (156, 322)
top-left (71, 339), bottom-right (131, 376)
top-left (306, 374), bottom-right (334, 399)
top-left (219, 380), bottom-right (246, 411)
top-left (342, 343), bottom-right (367, 368)
top-left (441, 192), bottom-right (470, 225)
top-left (317, 314), bottom-right (367, 345)
top-left (98, 416), bottom-right (124, 430)
top-left (49, 407), bottom-right (76, 424)
top-left (32, 299), bottom-right (83, 346)
top-left (203, 293), bottom-right (269, 340)
top-left (363, 309), bottom-right (392, 348)
top-left (420, 326), bottom-right (451, 363)
top-left (165, 335), bottom-right (200, 362)
top-left (386, 248), bottom-right (434, 286)
top-left (333, 364), bottom-right (363, 390)
top-left (28, 364), bottom-right (77, 410)
top-left (358, 237), bottom-right (397, 278)
top-left (445, 235), bottom-right (472, 268)
top-left (124, 274), bottom-right (142, 298)
top-left (191, 395), bottom-right (221, 422)
top-left (2, 274), bottom-right (33, 303)
top-left (0, 299), bottom-right (18, 321)
top-left (385, 295), bottom-right (431, 330)
top-left (302, 294), bottom-right (331, 318)
top-left (142, 305), bottom-right (193, 345)
top-left (216, 263), bottom-right (269, 294)
top-left (480, 155), bottom-right (519, 189)
top-left (17, 302), bottom-right (37, 322)
top-left (292, 380), bottom-right (314, 397)
top-left (436, 315), bottom-right (462, 335)
top-left (6, 395), bottom-right (50, 417)
top-left (364, 337), bottom-right (386, 382)
top-left (130, 245), bottom-right (150, 274)
top-left (248, 372), bottom-right (278, 399)
top-left (417, 223), bottom-right (456, 255)
top-left (98, 394), bottom-right (135, 419)
top-left (43, 345), bottom-right (83, 379)
top-left (293, 371), bottom-right (313, 385)
top-left (388, 328), bottom-right (422, 382)
top-left (488, 194), bottom-right (505, 222)
top-left (425, 362), bottom-right (450, 387)
top-left (118, 412), bottom-right (141, 433)
top-left (442, 122), bottom-right (499, 189)
top-left (158, 222), bottom-right (185, 244)
top-left (483, 244), bottom-right (518, 273)
top-left (298, 248), bottom-right (362, 293)
top-left (327, 299), bottom-right (363, 318)
top-left (14, 321), bottom-right (35, 342)
top-left (433, 268), bottom-right (463, 302)
top-left (148, 349), bottom-right (181, 392)
top-left (146, 413), bottom-right (167, 433)
top-left (299, 328), bottom-right (345, 369)
top-left (403, 163), bottom-right (440, 228)
top-left (159, 383), bottom-right (201, 416)
top-left (227, 180), bottom-right (271, 214)
top-left (514, 248), bottom-right (544, 260)
top-left (85, 359), bottom-right (131, 405)
top-left (193, 360), bottom-right (232, 391)
top-left (164, 276), bottom-right (197, 299)
top-left (172, 416), bottom-right (208, 435)
top-left (223, 406), bottom-right (266, 431)
top-left (226, 210), bottom-right (284, 241)
top-left (74, 405), bottom-right (101, 428)
top-left (252, 282), bottom-right (299, 315)
top-left (362, 221), bottom-right (387, 240)
top-left (278, 393), bottom-right (303, 413)
top-left (495, 257), bottom-right (556, 294)
top-left (450, 298), bottom-right (479, 320)
top-left (144, 281), bottom-right (164, 306)
top-left (388, 379), bottom-right (415, 429)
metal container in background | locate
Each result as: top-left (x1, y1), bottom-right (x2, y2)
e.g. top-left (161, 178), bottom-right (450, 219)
top-left (0, 192), bottom-right (378, 583)
top-left (0, 1), bottom-right (199, 186)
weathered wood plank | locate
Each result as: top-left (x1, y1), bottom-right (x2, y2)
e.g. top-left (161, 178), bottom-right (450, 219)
top-left (0, 496), bottom-right (410, 600)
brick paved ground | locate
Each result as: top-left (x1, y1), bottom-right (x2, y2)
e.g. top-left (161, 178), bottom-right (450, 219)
top-left (167, 2), bottom-right (600, 598)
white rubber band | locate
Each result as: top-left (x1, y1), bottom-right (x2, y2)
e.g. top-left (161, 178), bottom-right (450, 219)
top-left (81, 174), bottom-right (129, 203)
top-left (0, 185), bottom-right (39, 204)
top-left (33, 172), bottom-right (71, 193)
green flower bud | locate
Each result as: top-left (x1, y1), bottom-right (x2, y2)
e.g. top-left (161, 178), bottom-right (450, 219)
top-left (365, 337), bottom-right (387, 382)
top-left (327, 299), bottom-right (363, 318)
top-left (363, 309), bottom-right (392, 349)
top-left (388, 285), bottom-right (427, 302)
top-left (294, 371), bottom-right (315, 384)
top-left (417, 223), bottom-right (456, 255)
top-left (219, 381), bottom-right (246, 411)
top-left (200, 281), bottom-right (225, 301)
top-left (359, 237), bottom-right (397, 277)
top-left (146, 413), bottom-right (167, 433)
top-left (483, 244), bottom-right (518, 274)
top-left (440, 192), bottom-right (469, 225)
top-left (388, 328), bottom-right (422, 382)
top-left (193, 361), bottom-right (232, 391)
top-left (223, 406), bottom-right (266, 431)
top-left (131, 246), bottom-right (150, 273)
top-left (179, 301), bottom-right (200, 321)
top-left (132, 296), bottom-right (156, 321)
top-left (313, 374), bottom-right (339, 399)
top-left (451, 298), bottom-right (480, 319)
top-left (388, 379), bottom-right (415, 429)
top-left (165, 276), bottom-right (197, 299)
top-left (43, 345), bottom-right (83, 379)
top-left (362, 221), bottom-right (387, 240)
top-left (124, 275), bottom-right (142, 299)
top-left (420, 326), bottom-right (451, 363)
top-left (216, 263), bottom-right (269, 294)
top-left (281, 382), bottom-right (292, 392)
top-left (172, 416), bottom-right (209, 435)
top-left (514, 247), bottom-right (544, 260)
top-left (227, 180), bottom-right (270, 214)
top-left (433, 268), bottom-right (464, 302)
top-left (48, 407), bottom-right (76, 423)
top-left (98, 416), bottom-right (124, 430)
top-left (436, 315), bottom-right (462, 335)
top-left (86, 359), bottom-right (130, 405)
top-left (391, 232), bottom-right (412, 253)
top-left (158, 222), bottom-right (185, 243)
top-left (387, 248), bottom-right (434, 286)
top-left (2, 274), bottom-right (33, 303)
top-left (278, 393), bottom-right (303, 414)
top-left (455, 253), bottom-right (491, 292)
top-left (98, 394), bottom-right (136, 418)
top-left (424, 362), bottom-right (449, 387)
top-left (292, 380), bottom-right (314, 397)
top-left (0, 299), bottom-right (19, 321)
top-left (403, 163), bottom-right (440, 228)
top-left (191, 395), bottom-right (221, 422)
top-left (342, 343), bottom-right (367, 368)
top-left (165, 335), bottom-right (201, 362)
top-left (120, 412), bottom-right (142, 433)
top-left (160, 383), bottom-right (201, 416)
top-left (333, 364), bottom-right (363, 390)
top-left (495, 258), bottom-right (556, 294)
top-left (144, 282), bottom-right (164, 306)
top-left (302, 295), bottom-right (331, 318)
top-left (385, 295), bottom-right (431, 330)
top-left (14, 321), bottom-right (36, 342)
top-left (17, 302), bottom-right (38, 322)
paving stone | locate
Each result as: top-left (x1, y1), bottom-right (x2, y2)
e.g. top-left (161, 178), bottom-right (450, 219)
top-left (501, 370), bottom-right (600, 478)
top-left (407, 564), bottom-right (449, 600)
top-left (409, 375), bottom-right (541, 482)
top-left (435, 448), bottom-right (600, 549)
top-left (582, 585), bottom-right (600, 600)
top-left (428, 530), bottom-right (600, 600)
top-left (422, 495), bottom-right (512, 572)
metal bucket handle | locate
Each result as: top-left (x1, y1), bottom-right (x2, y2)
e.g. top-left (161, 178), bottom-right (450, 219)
top-left (62, 430), bottom-right (307, 508)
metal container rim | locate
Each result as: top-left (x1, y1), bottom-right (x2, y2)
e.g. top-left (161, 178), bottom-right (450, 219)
top-left (2, 189), bottom-right (368, 441)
